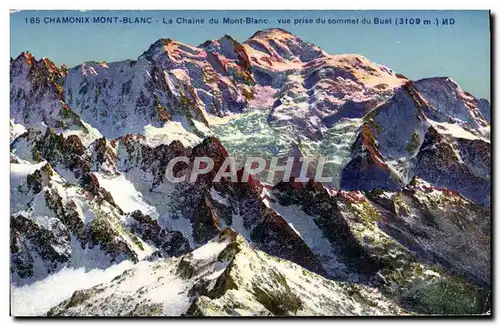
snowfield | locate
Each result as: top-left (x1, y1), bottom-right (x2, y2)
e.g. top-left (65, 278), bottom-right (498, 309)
top-left (11, 260), bottom-right (135, 316)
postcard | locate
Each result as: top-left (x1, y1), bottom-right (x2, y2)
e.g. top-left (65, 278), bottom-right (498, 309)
top-left (9, 10), bottom-right (491, 317)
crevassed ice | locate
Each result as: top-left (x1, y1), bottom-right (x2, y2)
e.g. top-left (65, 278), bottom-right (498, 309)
top-left (212, 112), bottom-right (362, 187)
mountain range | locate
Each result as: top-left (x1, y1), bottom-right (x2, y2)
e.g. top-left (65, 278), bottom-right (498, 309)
top-left (10, 28), bottom-right (491, 316)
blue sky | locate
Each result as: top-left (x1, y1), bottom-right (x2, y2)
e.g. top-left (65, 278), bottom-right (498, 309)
top-left (10, 10), bottom-right (490, 99)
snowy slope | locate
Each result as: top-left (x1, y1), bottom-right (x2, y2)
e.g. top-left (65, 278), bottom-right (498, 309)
top-left (46, 230), bottom-right (408, 316)
top-left (11, 260), bottom-right (135, 316)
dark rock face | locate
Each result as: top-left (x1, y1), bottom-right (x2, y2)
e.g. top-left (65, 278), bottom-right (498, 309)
top-left (273, 181), bottom-right (380, 278)
top-left (340, 152), bottom-right (401, 192)
top-left (11, 214), bottom-right (71, 281)
top-left (191, 196), bottom-right (221, 244)
top-left (44, 187), bottom-right (85, 234)
top-left (249, 205), bottom-right (326, 276)
top-left (80, 218), bottom-right (139, 264)
top-left (477, 98), bottom-right (491, 123)
top-left (414, 127), bottom-right (490, 207)
top-left (127, 210), bottom-right (191, 258)
top-left (340, 124), bottom-right (403, 191)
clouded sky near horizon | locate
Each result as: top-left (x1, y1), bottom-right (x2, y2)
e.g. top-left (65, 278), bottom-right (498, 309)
top-left (10, 10), bottom-right (490, 99)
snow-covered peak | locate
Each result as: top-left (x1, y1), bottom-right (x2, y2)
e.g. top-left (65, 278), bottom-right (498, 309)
top-left (244, 28), bottom-right (326, 71)
top-left (140, 38), bottom-right (206, 62)
top-left (200, 34), bottom-right (248, 62)
top-left (305, 54), bottom-right (406, 90)
top-left (249, 28), bottom-right (296, 39)
top-left (413, 77), bottom-right (489, 131)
